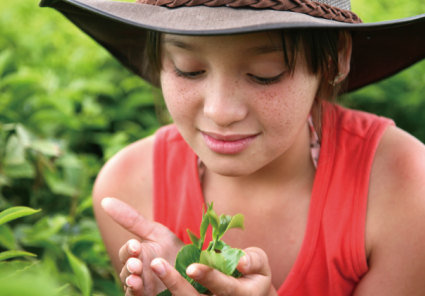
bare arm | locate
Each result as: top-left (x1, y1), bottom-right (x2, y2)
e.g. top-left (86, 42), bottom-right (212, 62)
top-left (354, 126), bottom-right (425, 295)
top-left (92, 135), bottom-right (155, 273)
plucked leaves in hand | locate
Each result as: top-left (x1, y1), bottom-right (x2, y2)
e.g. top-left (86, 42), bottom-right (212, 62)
top-left (157, 203), bottom-right (244, 296)
top-left (218, 213), bottom-right (244, 239)
top-left (202, 241), bottom-right (244, 276)
top-left (199, 250), bottom-right (228, 274)
top-left (187, 229), bottom-right (200, 247)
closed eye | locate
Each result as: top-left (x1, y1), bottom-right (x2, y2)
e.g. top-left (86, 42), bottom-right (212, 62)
top-left (249, 72), bottom-right (285, 85)
top-left (173, 66), bottom-right (204, 79)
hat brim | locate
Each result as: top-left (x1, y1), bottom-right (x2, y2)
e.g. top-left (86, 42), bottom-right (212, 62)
top-left (40, 0), bottom-right (425, 92)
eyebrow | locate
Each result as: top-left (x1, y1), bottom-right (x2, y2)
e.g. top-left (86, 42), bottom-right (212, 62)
top-left (244, 45), bottom-right (284, 56)
top-left (162, 37), bottom-right (200, 52)
top-left (162, 37), bottom-right (284, 55)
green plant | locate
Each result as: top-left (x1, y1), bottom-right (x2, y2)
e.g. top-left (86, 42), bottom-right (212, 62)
top-left (0, 206), bottom-right (61, 296)
top-left (157, 203), bottom-right (245, 296)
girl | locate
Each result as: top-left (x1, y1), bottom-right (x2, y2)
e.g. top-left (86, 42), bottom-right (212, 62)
top-left (40, 0), bottom-right (425, 295)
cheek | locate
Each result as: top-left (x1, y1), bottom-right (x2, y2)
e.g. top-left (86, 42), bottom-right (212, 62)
top-left (251, 75), bottom-right (318, 138)
top-left (161, 72), bottom-right (200, 122)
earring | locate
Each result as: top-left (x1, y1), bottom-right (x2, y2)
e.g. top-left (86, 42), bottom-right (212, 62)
top-left (329, 72), bottom-right (344, 86)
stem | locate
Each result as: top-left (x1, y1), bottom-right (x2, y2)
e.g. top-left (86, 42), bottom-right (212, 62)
top-left (210, 234), bottom-right (220, 251)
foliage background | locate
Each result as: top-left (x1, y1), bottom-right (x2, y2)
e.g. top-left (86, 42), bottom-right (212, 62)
top-left (0, 0), bottom-right (424, 295)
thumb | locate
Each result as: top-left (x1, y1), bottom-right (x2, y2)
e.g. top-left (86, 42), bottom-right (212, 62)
top-left (101, 197), bottom-right (171, 241)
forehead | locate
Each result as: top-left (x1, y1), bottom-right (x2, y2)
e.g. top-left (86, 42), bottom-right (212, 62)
top-left (162, 32), bottom-right (284, 55)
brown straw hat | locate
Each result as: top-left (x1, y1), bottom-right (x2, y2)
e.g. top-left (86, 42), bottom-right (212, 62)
top-left (39, 0), bottom-right (425, 92)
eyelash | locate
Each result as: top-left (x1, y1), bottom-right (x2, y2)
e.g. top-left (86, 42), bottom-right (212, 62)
top-left (173, 67), bottom-right (204, 79)
top-left (248, 73), bottom-right (284, 85)
top-left (173, 66), bottom-right (284, 85)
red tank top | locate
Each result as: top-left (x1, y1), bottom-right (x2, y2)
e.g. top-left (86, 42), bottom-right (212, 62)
top-left (153, 104), bottom-right (395, 296)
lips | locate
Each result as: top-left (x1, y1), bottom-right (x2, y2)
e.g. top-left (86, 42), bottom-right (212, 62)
top-left (201, 131), bottom-right (258, 154)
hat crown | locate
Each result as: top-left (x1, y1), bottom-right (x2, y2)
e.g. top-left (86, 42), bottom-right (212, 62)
top-left (314, 0), bottom-right (351, 11)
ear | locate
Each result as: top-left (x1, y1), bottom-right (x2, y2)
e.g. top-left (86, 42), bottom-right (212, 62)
top-left (336, 31), bottom-right (353, 83)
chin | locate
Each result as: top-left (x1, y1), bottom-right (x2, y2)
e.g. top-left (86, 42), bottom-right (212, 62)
top-left (204, 158), bottom-right (259, 177)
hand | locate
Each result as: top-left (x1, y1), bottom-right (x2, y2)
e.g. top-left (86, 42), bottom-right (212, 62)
top-left (151, 247), bottom-right (278, 296)
top-left (101, 197), bottom-right (184, 296)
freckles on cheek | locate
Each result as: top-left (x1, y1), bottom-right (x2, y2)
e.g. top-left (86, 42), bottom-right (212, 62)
top-left (253, 89), bottom-right (295, 129)
top-left (161, 74), bottom-right (199, 121)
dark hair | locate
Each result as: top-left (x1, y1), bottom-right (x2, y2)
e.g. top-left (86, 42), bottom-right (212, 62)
top-left (144, 29), bottom-right (349, 135)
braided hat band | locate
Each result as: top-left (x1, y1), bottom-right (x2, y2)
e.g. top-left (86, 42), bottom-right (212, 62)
top-left (136, 0), bottom-right (362, 24)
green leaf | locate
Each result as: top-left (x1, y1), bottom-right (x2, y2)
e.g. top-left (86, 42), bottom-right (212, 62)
top-left (0, 174), bottom-right (11, 187)
top-left (232, 268), bottom-right (243, 278)
top-left (219, 213), bottom-right (245, 239)
top-left (199, 250), bottom-right (229, 274)
top-left (0, 206), bottom-right (41, 226)
top-left (221, 248), bottom-right (244, 276)
top-left (0, 224), bottom-right (17, 250)
top-left (211, 240), bottom-right (231, 253)
top-left (64, 246), bottom-right (92, 296)
top-left (0, 260), bottom-right (36, 280)
top-left (75, 196), bottom-right (93, 216)
top-left (186, 229), bottom-right (200, 247)
top-left (207, 203), bottom-right (220, 232)
top-left (4, 135), bottom-right (25, 165)
top-left (157, 289), bottom-right (172, 296)
top-left (30, 140), bottom-right (61, 157)
top-left (200, 244), bottom-right (244, 276)
top-left (55, 283), bottom-right (70, 294)
top-left (44, 170), bottom-right (77, 197)
top-left (198, 206), bottom-right (210, 249)
top-left (0, 261), bottom-right (59, 296)
top-left (226, 214), bottom-right (245, 231)
top-left (218, 214), bottom-right (232, 238)
top-left (3, 161), bottom-right (35, 179)
top-left (174, 244), bottom-right (207, 294)
top-left (1, 124), bottom-right (16, 131)
top-left (0, 250), bottom-right (36, 262)
top-left (0, 49), bottom-right (12, 77)
top-left (15, 124), bottom-right (32, 148)
top-left (175, 245), bottom-right (201, 280)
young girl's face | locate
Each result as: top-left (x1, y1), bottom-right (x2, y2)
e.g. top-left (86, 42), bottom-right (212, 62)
top-left (160, 32), bottom-right (320, 177)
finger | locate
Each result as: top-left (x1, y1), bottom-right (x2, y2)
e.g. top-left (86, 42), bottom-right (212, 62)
top-left (187, 263), bottom-right (272, 296)
top-left (120, 257), bottom-right (144, 285)
top-left (187, 263), bottom-right (245, 296)
top-left (124, 274), bottom-right (144, 296)
top-left (119, 239), bottom-right (142, 264)
top-left (236, 247), bottom-right (272, 276)
top-left (101, 197), bottom-right (171, 240)
top-left (150, 258), bottom-right (200, 296)
top-left (186, 248), bottom-right (273, 296)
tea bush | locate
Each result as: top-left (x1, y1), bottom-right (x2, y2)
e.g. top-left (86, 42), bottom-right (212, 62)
top-left (0, 0), bottom-right (424, 295)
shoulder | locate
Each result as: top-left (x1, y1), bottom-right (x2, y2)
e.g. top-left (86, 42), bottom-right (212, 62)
top-left (92, 134), bottom-right (156, 271)
top-left (368, 126), bottom-right (425, 223)
top-left (93, 134), bottom-right (156, 219)
top-left (358, 126), bottom-right (425, 294)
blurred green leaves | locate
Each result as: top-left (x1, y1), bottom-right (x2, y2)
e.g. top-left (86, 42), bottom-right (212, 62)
top-left (0, 206), bottom-right (41, 226)
top-left (65, 245), bottom-right (93, 296)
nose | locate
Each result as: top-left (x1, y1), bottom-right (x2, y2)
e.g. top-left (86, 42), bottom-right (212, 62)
top-left (203, 78), bottom-right (248, 127)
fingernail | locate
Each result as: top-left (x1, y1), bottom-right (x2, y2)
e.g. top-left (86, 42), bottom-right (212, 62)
top-left (125, 276), bottom-right (133, 289)
top-left (128, 240), bottom-right (138, 255)
top-left (243, 254), bottom-right (251, 269)
top-left (127, 259), bottom-right (134, 274)
top-left (101, 197), bottom-right (112, 208)
top-left (151, 259), bottom-right (166, 276)
top-left (187, 265), bottom-right (203, 280)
